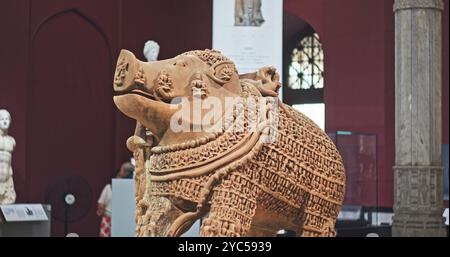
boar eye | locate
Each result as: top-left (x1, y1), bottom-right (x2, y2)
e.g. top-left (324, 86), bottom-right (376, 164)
top-left (173, 60), bottom-right (186, 67)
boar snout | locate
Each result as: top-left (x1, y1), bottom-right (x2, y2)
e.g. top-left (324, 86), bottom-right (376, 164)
top-left (113, 49), bottom-right (141, 93)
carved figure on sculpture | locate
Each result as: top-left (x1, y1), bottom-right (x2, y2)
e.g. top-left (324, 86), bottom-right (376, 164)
top-left (113, 48), bottom-right (346, 237)
top-left (0, 109), bottom-right (16, 204)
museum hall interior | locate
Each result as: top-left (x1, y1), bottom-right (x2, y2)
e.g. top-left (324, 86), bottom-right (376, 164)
top-left (0, 0), bottom-right (448, 238)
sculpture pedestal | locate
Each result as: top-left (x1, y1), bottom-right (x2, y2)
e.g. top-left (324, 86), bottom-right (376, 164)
top-left (111, 179), bottom-right (135, 237)
top-left (111, 179), bottom-right (202, 237)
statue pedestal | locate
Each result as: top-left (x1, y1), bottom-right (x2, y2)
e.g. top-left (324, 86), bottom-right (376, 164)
top-left (0, 204), bottom-right (51, 237)
top-left (111, 178), bottom-right (202, 237)
top-left (111, 179), bottom-right (135, 237)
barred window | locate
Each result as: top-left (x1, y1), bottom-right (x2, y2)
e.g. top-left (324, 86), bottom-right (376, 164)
top-left (283, 27), bottom-right (325, 130)
top-left (288, 33), bottom-right (324, 90)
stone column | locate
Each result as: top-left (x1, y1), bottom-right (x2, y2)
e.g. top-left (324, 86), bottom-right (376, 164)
top-left (392, 0), bottom-right (446, 236)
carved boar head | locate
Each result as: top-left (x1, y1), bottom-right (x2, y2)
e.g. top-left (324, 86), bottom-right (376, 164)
top-left (113, 49), bottom-right (242, 144)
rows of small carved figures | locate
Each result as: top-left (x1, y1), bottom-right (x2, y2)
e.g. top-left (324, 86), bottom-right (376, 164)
top-left (254, 146), bottom-right (345, 204)
top-left (151, 173), bottom-right (212, 203)
top-left (201, 180), bottom-right (258, 236)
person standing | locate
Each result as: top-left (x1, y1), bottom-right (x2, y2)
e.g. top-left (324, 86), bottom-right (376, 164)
top-left (97, 162), bottom-right (134, 237)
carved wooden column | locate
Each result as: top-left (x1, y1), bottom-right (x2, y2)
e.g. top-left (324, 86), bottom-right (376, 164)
top-left (392, 0), bottom-right (446, 236)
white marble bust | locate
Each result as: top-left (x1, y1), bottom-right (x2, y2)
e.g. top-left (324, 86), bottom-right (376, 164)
top-left (0, 109), bottom-right (16, 204)
top-left (143, 40), bottom-right (160, 62)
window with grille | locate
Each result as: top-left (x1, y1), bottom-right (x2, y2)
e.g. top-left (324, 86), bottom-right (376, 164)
top-left (288, 33), bottom-right (324, 90)
top-left (284, 28), bottom-right (325, 130)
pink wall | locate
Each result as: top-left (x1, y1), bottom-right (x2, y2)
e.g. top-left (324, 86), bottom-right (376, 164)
top-left (285, 0), bottom-right (448, 207)
top-left (285, 0), bottom-right (396, 207)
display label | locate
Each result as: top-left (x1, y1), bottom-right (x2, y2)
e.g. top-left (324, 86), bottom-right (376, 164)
top-left (0, 204), bottom-right (48, 222)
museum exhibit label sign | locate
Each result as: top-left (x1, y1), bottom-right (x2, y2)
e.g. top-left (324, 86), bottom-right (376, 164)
top-left (0, 204), bottom-right (48, 222)
top-left (212, 0), bottom-right (283, 79)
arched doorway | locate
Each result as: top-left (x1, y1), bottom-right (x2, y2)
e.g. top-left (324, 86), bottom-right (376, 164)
top-left (28, 10), bottom-right (114, 236)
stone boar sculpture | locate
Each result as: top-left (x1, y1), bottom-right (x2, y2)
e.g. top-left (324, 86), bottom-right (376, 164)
top-left (113, 49), bottom-right (345, 237)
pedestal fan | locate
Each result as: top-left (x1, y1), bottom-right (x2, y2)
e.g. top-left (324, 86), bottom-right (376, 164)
top-left (44, 175), bottom-right (93, 236)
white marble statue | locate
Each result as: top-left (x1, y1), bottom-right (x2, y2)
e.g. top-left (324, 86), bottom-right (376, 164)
top-left (141, 40), bottom-right (159, 144)
top-left (143, 40), bottom-right (160, 62)
top-left (0, 109), bottom-right (16, 204)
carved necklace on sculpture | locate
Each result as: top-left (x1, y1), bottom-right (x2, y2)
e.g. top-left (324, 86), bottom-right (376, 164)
top-left (150, 130), bottom-right (223, 154)
top-left (147, 82), bottom-right (272, 184)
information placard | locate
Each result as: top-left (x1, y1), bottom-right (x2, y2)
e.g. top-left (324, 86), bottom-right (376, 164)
top-left (213, 0), bottom-right (283, 77)
top-left (0, 204), bottom-right (48, 222)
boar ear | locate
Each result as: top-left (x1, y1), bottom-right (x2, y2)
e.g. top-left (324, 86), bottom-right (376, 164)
top-left (207, 61), bottom-right (238, 85)
top-left (255, 66), bottom-right (281, 96)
